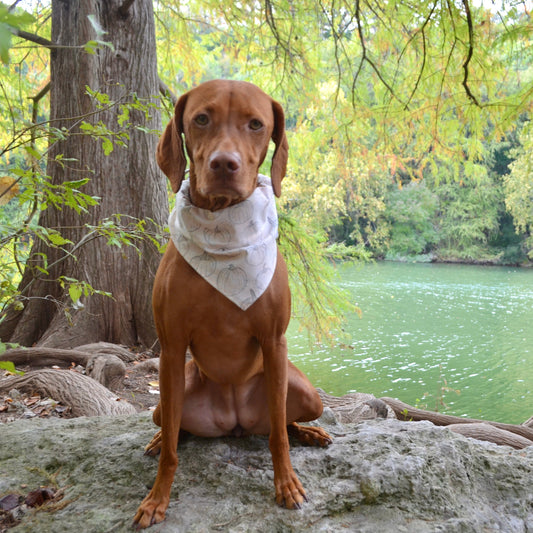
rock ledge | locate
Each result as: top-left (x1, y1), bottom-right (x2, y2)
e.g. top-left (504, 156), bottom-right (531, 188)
top-left (1, 412), bottom-right (532, 532)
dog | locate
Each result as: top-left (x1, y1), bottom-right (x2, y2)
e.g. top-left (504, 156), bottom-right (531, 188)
top-left (133, 79), bottom-right (332, 529)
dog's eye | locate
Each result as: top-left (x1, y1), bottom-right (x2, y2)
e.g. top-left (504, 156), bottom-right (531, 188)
top-left (249, 119), bottom-right (263, 131)
top-left (194, 114), bottom-right (209, 126)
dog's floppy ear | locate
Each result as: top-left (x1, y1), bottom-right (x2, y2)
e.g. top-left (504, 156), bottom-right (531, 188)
top-left (270, 99), bottom-right (289, 198)
top-left (156, 93), bottom-right (188, 193)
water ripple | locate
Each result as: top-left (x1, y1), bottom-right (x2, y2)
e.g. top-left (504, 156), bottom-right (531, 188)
top-left (288, 262), bottom-right (533, 424)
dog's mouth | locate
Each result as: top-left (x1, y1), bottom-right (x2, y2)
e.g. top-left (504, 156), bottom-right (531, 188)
top-left (202, 191), bottom-right (245, 211)
top-left (191, 168), bottom-right (256, 211)
top-left (191, 178), bottom-right (251, 211)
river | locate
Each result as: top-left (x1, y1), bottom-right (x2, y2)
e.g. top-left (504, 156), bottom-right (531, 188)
top-left (287, 261), bottom-right (533, 425)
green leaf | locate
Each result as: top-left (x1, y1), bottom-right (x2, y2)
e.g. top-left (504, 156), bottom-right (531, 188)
top-left (47, 232), bottom-right (73, 246)
top-left (83, 15), bottom-right (115, 54)
top-left (68, 283), bottom-right (83, 304)
top-left (0, 5), bottom-right (35, 63)
top-left (0, 22), bottom-right (12, 64)
top-left (63, 178), bottom-right (90, 189)
top-left (80, 121), bottom-right (95, 132)
top-left (0, 360), bottom-right (24, 375)
top-left (102, 137), bottom-right (114, 155)
top-left (87, 14), bottom-right (106, 39)
top-left (23, 145), bottom-right (42, 160)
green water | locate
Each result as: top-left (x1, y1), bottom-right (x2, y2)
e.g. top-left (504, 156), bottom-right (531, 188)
top-left (287, 261), bottom-right (533, 425)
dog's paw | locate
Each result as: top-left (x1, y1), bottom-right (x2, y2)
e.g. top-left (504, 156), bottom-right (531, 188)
top-left (133, 492), bottom-right (169, 529)
top-left (275, 472), bottom-right (307, 510)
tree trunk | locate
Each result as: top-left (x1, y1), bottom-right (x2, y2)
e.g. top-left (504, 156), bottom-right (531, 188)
top-left (0, 0), bottom-right (167, 348)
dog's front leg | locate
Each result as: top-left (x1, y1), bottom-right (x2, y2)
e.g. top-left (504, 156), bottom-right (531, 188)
top-left (133, 343), bottom-right (186, 529)
top-left (262, 335), bottom-right (307, 509)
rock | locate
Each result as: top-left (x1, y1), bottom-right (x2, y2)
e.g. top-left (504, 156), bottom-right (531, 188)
top-left (0, 413), bottom-right (532, 532)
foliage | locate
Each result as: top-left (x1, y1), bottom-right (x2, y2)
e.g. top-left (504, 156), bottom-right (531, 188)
top-left (503, 121), bottom-right (533, 258)
top-left (0, 2), bottom-right (35, 63)
top-left (435, 171), bottom-right (505, 263)
top-left (0, 80), bottom-right (167, 326)
top-left (0, 359), bottom-right (24, 375)
top-left (384, 181), bottom-right (439, 260)
top-left (278, 213), bottom-right (361, 342)
top-left (153, 0), bottom-right (532, 265)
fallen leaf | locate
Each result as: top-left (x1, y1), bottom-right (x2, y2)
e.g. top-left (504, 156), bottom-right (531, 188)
top-left (25, 396), bottom-right (41, 407)
top-left (25, 487), bottom-right (56, 508)
top-left (0, 493), bottom-right (21, 511)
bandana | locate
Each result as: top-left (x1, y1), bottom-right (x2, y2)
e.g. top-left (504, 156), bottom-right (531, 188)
top-left (169, 174), bottom-right (278, 310)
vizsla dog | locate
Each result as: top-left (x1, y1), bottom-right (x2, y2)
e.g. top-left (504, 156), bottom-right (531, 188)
top-left (133, 79), bottom-right (332, 529)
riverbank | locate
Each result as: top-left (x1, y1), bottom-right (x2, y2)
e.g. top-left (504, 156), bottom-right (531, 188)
top-left (381, 252), bottom-right (533, 268)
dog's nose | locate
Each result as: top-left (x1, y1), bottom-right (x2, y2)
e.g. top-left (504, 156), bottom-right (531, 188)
top-left (208, 151), bottom-right (241, 175)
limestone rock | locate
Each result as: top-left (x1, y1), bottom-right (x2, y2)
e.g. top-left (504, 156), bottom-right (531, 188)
top-left (0, 412), bottom-right (532, 532)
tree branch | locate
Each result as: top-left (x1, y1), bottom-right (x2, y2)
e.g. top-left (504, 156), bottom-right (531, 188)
top-left (461, 0), bottom-right (481, 107)
top-left (351, 0), bottom-right (405, 108)
top-left (30, 80), bottom-right (51, 106)
top-left (10, 27), bottom-right (53, 49)
top-left (159, 78), bottom-right (177, 106)
top-left (399, 1), bottom-right (438, 110)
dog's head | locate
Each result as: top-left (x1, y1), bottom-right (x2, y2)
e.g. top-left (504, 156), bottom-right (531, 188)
top-left (156, 79), bottom-right (288, 211)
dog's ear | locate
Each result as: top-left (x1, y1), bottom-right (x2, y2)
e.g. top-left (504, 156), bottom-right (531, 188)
top-left (270, 99), bottom-right (289, 198)
top-left (156, 93), bottom-right (188, 193)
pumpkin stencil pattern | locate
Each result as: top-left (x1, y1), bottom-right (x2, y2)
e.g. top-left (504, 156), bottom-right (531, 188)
top-left (190, 252), bottom-right (216, 278)
top-left (246, 244), bottom-right (267, 266)
top-left (169, 174), bottom-right (278, 310)
top-left (217, 265), bottom-right (248, 296)
top-left (203, 225), bottom-right (232, 247)
top-left (229, 201), bottom-right (254, 224)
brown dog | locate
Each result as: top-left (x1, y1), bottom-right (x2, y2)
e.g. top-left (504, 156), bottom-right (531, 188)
top-left (133, 80), bottom-right (331, 529)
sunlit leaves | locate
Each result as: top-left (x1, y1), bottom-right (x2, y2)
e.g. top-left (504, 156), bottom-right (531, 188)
top-left (58, 276), bottom-right (112, 307)
top-left (278, 212), bottom-right (359, 341)
top-left (0, 3), bottom-right (35, 63)
top-left (89, 215), bottom-right (167, 255)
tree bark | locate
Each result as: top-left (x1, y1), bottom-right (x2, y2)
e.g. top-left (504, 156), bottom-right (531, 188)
top-left (382, 396), bottom-right (533, 447)
top-left (0, 0), bottom-right (167, 349)
top-left (0, 369), bottom-right (136, 416)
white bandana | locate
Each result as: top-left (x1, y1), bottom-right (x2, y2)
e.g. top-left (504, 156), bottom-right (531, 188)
top-left (169, 174), bottom-right (279, 310)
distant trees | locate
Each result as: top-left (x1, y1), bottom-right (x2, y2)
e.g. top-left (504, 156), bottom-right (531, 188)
top-left (504, 123), bottom-right (533, 258)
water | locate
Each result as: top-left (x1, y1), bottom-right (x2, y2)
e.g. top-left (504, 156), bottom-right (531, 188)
top-left (287, 261), bottom-right (533, 425)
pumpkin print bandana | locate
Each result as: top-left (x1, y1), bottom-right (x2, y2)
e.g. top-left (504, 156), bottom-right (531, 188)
top-left (169, 174), bottom-right (279, 310)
